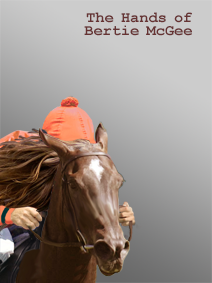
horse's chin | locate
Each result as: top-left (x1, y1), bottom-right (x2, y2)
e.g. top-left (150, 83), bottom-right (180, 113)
top-left (99, 268), bottom-right (116, 276)
top-left (98, 263), bottom-right (123, 276)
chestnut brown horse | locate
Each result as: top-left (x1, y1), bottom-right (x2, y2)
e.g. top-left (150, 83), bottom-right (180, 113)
top-left (16, 123), bottom-right (130, 283)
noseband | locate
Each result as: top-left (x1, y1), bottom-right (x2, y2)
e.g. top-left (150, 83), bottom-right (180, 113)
top-left (28, 151), bottom-right (132, 253)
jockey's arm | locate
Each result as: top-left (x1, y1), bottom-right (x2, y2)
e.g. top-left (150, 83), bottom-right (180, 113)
top-left (0, 206), bottom-right (42, 230)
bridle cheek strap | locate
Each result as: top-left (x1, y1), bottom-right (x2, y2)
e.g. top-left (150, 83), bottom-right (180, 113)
top-left (61, 152), bottom-right (111, 174)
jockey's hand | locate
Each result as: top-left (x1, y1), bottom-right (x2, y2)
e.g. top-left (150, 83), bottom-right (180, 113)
top-left (11, 207), bottom-right (42, 230)
top-left (119, 202), bottom-right (135, 226)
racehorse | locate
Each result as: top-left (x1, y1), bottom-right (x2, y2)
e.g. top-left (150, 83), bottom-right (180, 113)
top-left (8, 123), bottom-right (131, 283)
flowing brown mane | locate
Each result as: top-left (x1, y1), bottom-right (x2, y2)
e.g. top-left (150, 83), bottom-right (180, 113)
top-left (0, 129), bottom-right (93, 210)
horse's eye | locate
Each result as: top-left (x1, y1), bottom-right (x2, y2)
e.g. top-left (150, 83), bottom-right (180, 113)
top-left (70, 183), bottom-right (78, 190)
top-left (67, 178), bottom-right (79, 190)
top-left (65, 172), bottom-right (77, 183)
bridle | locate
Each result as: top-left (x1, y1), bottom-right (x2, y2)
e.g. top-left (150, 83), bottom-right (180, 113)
top-left (28, 151), bottom-right (133, 253)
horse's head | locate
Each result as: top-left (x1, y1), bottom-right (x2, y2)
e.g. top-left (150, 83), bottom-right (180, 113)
top-left (39, 123), bottom-right (130, 276)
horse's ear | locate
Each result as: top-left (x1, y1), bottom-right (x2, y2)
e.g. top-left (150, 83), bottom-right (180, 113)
top-left (95, 123), bottom-right (108, 153)
top-left (39, 128), bottom-right (69, 157)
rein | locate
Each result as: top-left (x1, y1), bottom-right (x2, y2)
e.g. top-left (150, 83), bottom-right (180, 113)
top-left (26, 152), bottom-right (132, 253)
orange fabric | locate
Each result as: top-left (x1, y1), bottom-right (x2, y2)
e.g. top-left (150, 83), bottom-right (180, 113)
top-left (42, 97), bottom-right (96, 143)
top-left (0, 130), bottom-right (37, 225)
top-left (0, 207), bottom-right (15, 225)
top-left (0, 130), bottom-right (36, 145)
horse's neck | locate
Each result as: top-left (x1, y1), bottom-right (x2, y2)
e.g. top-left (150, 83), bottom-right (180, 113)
top-left (42, 167), bottom-right (76, 243)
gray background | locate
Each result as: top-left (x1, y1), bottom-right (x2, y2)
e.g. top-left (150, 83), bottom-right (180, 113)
top-left (0, 1), bottom-right (211, 282)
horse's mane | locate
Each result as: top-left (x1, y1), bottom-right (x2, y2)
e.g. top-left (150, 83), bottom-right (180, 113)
top-left (0, 129), bottom-right (93, 211)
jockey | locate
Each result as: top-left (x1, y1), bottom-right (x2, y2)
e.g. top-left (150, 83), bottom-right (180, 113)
top-left (0, 97), bottom-right (135, 229)
top-left (0, 97), bottom-right (135, 282)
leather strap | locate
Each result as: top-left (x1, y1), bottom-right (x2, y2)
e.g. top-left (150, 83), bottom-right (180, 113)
top-left (61, 152), bottom-right (111, 173)
top-left (28, 221), bottom-right (133, 248)
top-left (128, 221), bottom-right (133, 242)
top-left (27, 226), bottom-right (83, 248)
top-left (0, 223), bottom-right (7, 232)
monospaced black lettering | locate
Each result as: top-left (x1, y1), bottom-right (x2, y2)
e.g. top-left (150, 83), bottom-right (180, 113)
top-left (131, 15), bottom-right (139, 22)
top-left (121, 13), bottom-right (130, 22)
top-left (184, 12), bottom-right (192, 22)
top-left (175, 28), bottom-right (183, 35)
top-left (113, 26), bottom-right (121, 35)
top-left (184, 28), bottom-right (192, 35)
top-left (103, 28), bottom-right (111, 35)
top-left (131, 28), bottom-right (139, 35)
top-left (94, 28), bottom-right (102, 35)
top-left (157, 28), bottom-right (164, 35)
top-left (140, 15), bottom-right (148, 22)
top-left (159, 15), bottom-right (166, 22)
top-left (86, 13), bottom-right (95, 22)
top-left (84, 26), bottom-right (93, 35)
top-left (166, 26), bottom-right (174, 35)
top-left (122, 25), bottom-right (129, 35)
top-left (96, 13), bottom-right (104, 22)
top-left (146, 26), bottom-right (157, 35)
top-left (105, 15), bottom-right (113, 22)
top-left (175, 15), bottom-right (183, 22)
top-left (149, 13), bottom-right (158, 22)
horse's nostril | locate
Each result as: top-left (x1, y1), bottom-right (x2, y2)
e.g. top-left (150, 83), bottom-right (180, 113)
top-left (124, 240), bottom-right (130, 250)
top-left (114, 240), bottom-right (129, 257)
top-left (94, 240), bottom-right (114, 260)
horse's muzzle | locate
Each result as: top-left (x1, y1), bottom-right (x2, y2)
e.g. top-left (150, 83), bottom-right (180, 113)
top-left (94, 238), bottom-right (130, 274)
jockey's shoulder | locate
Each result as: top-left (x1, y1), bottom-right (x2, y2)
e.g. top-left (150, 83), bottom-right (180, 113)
top-left (0, 130), bottom-right (38, 144)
